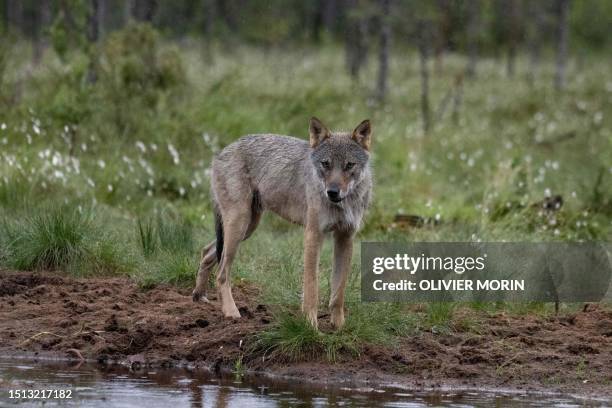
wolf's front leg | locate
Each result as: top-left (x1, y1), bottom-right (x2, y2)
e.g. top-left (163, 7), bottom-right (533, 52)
top-left (330, 230), bottom-right (353, 329)
top-left (302, 211), bottom-right (323, 329)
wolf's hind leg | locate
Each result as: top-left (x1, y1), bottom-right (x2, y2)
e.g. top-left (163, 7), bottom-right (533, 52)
top-left (192, 240), bottom-right (217, 302)
top-left (216, 206), bottom-right (250, 319)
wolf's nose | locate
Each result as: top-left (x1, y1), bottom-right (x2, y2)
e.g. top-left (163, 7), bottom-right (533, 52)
top-left (327, 188), bottom-right (341, 201)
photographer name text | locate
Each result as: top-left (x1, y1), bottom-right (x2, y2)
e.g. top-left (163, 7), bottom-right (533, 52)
top-left (371, 253), bottom-right (524, 292)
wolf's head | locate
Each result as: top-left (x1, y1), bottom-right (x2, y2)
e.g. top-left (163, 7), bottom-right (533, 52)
top-left (309, 117), bottom-right (371, 204)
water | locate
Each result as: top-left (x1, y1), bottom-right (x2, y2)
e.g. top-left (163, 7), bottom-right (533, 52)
top-left (0, 359), bottom-right (607, 407)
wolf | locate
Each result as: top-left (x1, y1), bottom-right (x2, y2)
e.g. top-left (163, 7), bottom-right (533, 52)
top-left (192, 117), bottom-right (372, 329)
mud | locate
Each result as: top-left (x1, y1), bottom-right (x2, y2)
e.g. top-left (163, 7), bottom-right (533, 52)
top-left (1, 270), bottom-right (610, 397)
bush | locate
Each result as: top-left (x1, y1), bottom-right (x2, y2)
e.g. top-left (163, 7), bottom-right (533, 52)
top-left (101, 23), bottom-right (185, 101)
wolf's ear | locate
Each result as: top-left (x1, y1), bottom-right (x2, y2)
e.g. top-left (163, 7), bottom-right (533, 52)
top-left (352, 119), bottom-right (372, 151)
top-left (309, 117), bottom-right (330, 148)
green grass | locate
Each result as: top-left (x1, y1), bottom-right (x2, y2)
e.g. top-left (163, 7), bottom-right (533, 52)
top-left (137, 217), bottom-right (157, 257)
top-left (0, 26), bottom-right (611, 361)
top-left (256, 303), bottom-right (420, 362)
top-left (0, 205), bottom-right (133, 275)
top-left (135, 250), bottom-right (198, 289)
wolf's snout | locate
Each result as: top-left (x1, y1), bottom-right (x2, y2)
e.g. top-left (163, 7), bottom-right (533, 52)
top-left (327, 187), bottom-right (342, 202)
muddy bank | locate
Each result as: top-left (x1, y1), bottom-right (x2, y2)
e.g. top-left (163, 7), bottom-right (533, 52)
top-left (1, 270), bottom-right (611, 397)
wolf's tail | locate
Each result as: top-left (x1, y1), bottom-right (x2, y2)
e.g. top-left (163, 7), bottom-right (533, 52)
top-left (214, 202), bottom-right (224, 263)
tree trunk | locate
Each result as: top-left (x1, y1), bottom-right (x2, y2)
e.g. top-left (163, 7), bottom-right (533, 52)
top-left (345, 0), bottom-right (358, 78)
top-left (323, 0), bottom-right (337, 34)
top-left (345, 0), bottom-right (368, 81)
top-left (418, 20), bottom-right (431, 134)
top-left (451, 73), bottom-right (464, 124)
top-left (131, 0), bottom-right (157, 23)
top-left (311, 0), bottom-right (324, 42)
top-left (202, 0), bottom-right (215, 60)
top-left (6, 0), bottom-right (22, 34)
top-left (87, 0), bottom-right (100, 84)
top-left (124, 0), bottom-right (133, 24)
top-left (32, 0), bottom-right (52, 65)
top-left (506, 0), bottom-right (520, 78)
top-left (376, 0), bottom-right (390, 103)
top-left (142, 0), bottom-right (157, 22)
top-left (202, 0), bottom-right (215, 37)
top-left (527, 0), bottom-right (544, 85)
top-left (465, 0), bottom-right (480, 79)
top-left (98, 0), bottom-right (106, 37)
top-left (434, 0), bottom-right (451, 76)
top-left (216, 0), bottom-right (236, 33)
top-left (555, 0), bottom-right (570, 90)
top-left (2, 0), bottom-right (9, 34)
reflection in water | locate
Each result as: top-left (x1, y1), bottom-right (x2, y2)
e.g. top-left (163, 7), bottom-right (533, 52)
top-left (0, 359), bottom-right (607, 407)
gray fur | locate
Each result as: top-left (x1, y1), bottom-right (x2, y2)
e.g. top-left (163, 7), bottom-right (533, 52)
top-left (212, 133), bottom-right (371, 231)
top-left (193, 118), bottom-right (373, 329)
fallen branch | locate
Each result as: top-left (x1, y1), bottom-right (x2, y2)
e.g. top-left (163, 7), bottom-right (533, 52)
top-left (19, 331), bottom-right (65, 347)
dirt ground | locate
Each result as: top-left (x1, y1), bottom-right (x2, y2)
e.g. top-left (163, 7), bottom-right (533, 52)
top-left (1, 270), bottom-right (611, 397)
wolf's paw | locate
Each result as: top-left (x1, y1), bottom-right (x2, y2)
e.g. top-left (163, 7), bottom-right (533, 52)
top-left (192, 291), bottom-right (210, 303)
top-left (305, 310), bottom-right (319, 330)
top-left (222, 303), bottom-right (241, 319)
top-left (330, 309), bottom-right (345, 330)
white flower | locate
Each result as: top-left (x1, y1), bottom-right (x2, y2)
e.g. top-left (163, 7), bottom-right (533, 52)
top-left (167, 143), bottom-right (180, 165)
top-left (135, 141), bottom-right (147, 153)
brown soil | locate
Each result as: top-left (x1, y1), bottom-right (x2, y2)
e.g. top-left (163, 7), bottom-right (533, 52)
top-left (1, 270), bottom-right (611, 397)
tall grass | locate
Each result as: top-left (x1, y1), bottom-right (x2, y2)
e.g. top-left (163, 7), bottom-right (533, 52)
top-left (137, 217), bottom-right (157, 257)
top-left (2, 207), bottom-right (92, 271)
top-left (133, 211), bottom-right (198, 288)
top-left (156, 212), bottom-right (194, 254)
top-left (0, 206), bottom-right (132, 275)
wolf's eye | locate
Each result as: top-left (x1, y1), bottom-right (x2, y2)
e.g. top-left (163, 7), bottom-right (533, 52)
top-left (344, 162), bottom-right (355, 171)
top-left (321, 160), bottom-right (331, 170)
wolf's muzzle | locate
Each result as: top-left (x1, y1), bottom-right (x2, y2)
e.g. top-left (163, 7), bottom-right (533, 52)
top-left (327, 188), bottom-right (342, 203)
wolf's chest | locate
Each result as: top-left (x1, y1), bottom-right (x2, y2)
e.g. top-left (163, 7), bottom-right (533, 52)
top-left (319, 200), bottom-right (364, 233)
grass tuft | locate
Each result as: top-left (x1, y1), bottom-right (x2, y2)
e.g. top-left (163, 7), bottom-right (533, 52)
top-left (255, 303), bottom-right (419, 362)
top-left (0, 205), bottom-right (133, 276)
top-left (156, 212), bottom-right (194, 254)
top-left (2, 207), bottom-right (92, 271)
top-left (137, 217), bottom-right (157, 257)
top-left (135, 250), bottom-right (198, 289)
